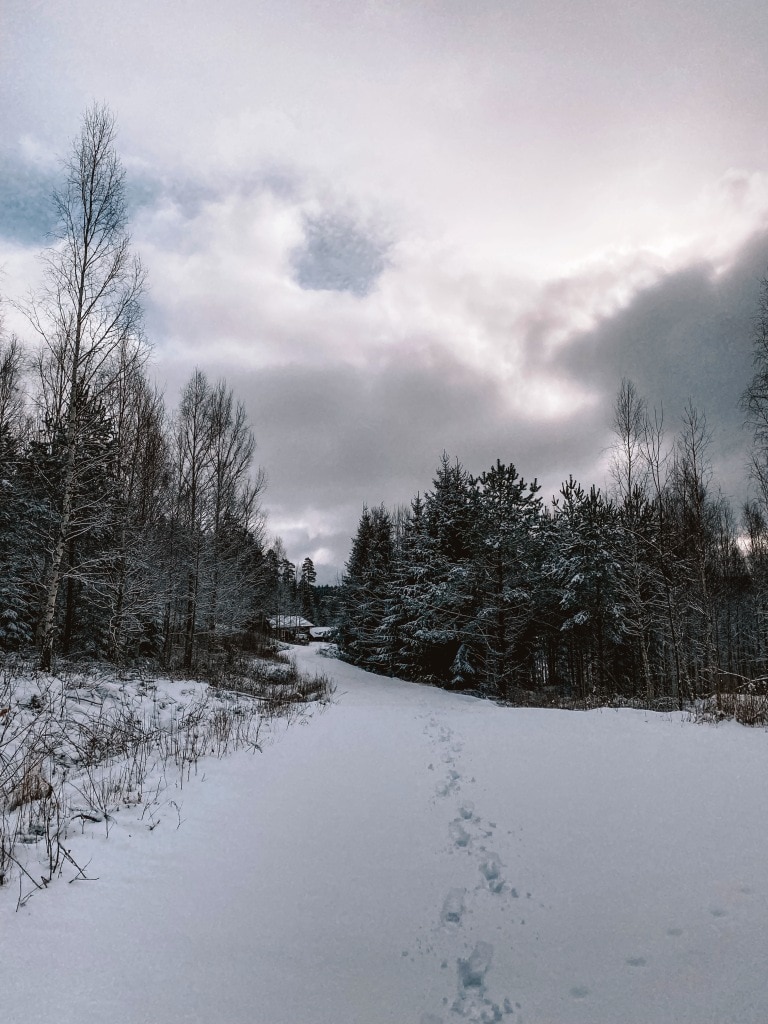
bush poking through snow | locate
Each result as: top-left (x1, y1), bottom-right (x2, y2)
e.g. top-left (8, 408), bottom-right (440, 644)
top-left (196, 650), bottom-right (335, 710)
top-left (694, 690), bottom-right (768, 727)
top-left (0, 656), bottom-right (333, 902)
top-left (7, 760), bottom-right (53, 812)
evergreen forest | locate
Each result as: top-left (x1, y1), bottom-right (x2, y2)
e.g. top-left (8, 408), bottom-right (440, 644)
top-left (337, 365), bottom-right (768, 711)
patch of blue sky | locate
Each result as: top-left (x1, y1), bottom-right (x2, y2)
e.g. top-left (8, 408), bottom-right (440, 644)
top-left (0, 157), bottom-right (57, 244)
top-left (291, 211), bottom-right (391, 298)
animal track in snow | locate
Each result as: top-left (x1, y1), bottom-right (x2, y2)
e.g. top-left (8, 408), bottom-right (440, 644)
top-left (449, 819), bottom-right (472, 848)
top-left (436, 768), bottom-right (462, 797)
top-left (441, 888), bottom-right (466, 926)
top-left (570, 985), bottom-right (590, 999)
top-left (458, 942), bottom-right (494, 991)
top-left (625, 956), bottom-right (647, 967)
top-left (452, 941), bottom-right (509, 1021)
top-left (479, 854), bottom-right (505, 894)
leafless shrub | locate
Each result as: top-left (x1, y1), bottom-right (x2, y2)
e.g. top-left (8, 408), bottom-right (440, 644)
top-left (694, 690), bottom-right (768, 727)
top-left (8, 759), bottom-right (53, 812)
top-left (200, 652), bottom-right (334, 710)
top-left (0, 652), bottom-right (330, 901)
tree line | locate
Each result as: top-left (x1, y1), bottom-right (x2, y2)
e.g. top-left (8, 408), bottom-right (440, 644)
top-left (0, 106), bottom-right (311, 670)
top-left (338, 338), bottom-right (768, 708)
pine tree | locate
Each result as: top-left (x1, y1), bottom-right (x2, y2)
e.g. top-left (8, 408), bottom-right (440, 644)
top-left (339, 505), bottom-right (394, 669)
top-left (299, 557), bottom-right (317, 620)
top-left (0, 333), bottom-right (37, 649)
top-left (544, 478), bottom-right (626, 700)
top-left (469, 460), bottom-right (542, 697)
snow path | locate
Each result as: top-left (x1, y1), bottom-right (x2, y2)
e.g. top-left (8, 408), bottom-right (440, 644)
top-left (2, 647), bottom-right (768, 1023)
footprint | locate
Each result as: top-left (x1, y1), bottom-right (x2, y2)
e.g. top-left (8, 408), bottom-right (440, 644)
top-left (480, 853), bottom-right (505, 893)
top-left (449, 820), bottom-right (471, 848)
top-left (666, 927), bottom-right (683, 937)
top-left (625, 956), bottom-right (647, 967)
top-left (436, 768), bottom-right (462, 797)
top-left (458, 942), bottom-right (494, 990)
top-left (458, 802), bottom-right (475, 820)
top-left (570, 986), bottom-right (590, 999)
top-left (453, 941), bottom-right (499, 1019)
top-left (709, 908), bottom-right (727, 918)
top-left (441, 888), bottom-right (466, 925)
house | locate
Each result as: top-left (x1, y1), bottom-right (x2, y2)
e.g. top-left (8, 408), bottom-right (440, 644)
top-left (267, 615), bottom-right (314, 644)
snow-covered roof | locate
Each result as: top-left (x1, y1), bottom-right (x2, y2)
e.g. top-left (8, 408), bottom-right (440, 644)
top-left (309, 626), bottom-right (336, 637)
top-left (268, 615), bottom-right (314, 629)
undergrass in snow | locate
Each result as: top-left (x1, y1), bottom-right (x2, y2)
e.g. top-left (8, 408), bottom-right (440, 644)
top-left (0, 653), bottom-right (333, 904)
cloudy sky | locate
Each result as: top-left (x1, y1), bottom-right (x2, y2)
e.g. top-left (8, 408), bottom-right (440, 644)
top-left (3, 0), bottom-right (768, 580)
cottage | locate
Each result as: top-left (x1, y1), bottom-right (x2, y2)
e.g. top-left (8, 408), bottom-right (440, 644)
top-left (267, 615), bottom-right (314, 644)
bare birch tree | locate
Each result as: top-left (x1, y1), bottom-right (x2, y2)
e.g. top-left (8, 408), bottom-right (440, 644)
top-left (21, 104), bottom-right (145, 669)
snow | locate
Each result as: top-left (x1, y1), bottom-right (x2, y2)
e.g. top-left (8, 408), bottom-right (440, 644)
top-left (2, 645), bottom-right (768, 1023)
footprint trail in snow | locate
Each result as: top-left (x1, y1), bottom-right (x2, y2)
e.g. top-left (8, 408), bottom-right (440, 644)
top-left (422, 712), bottom-right (522, 1020)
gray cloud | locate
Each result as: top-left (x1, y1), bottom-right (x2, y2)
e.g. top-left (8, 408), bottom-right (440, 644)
top-left (558, 231), bottom-right (768, 501)
top-left (200, 348), bottom-right (605, 581)
top-left (201, 231), bottom-right (768, 581)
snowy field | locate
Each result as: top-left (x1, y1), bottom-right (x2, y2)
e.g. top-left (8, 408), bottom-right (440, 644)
top-left (2, 645), bottom-right (768, 1024)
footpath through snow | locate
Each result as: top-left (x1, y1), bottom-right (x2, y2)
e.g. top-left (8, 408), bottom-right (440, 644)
top-left (2, 646), bottom-right (768, 1024)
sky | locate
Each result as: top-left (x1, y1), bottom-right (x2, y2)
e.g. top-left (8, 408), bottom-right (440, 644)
top-left (2, 0), bottom-right (768, 581)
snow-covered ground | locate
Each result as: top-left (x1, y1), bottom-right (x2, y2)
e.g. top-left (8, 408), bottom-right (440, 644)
top-left (2, 646), bottom-right (768, 1024)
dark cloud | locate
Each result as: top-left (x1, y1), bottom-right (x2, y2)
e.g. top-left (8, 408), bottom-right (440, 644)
top-left (291, 211), bottom-right (391, 297)
top-left (213, 348), bottom-right (604, 580)
top-left (558, 231), bottom-right (768, 501)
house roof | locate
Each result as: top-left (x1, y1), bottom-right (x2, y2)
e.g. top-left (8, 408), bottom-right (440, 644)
top-left (268, 615), bottom-right (314, 629)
